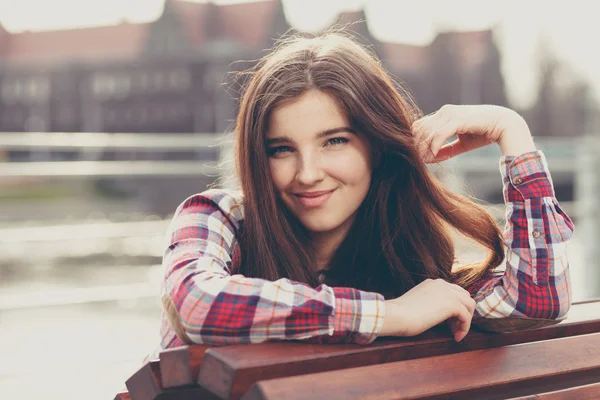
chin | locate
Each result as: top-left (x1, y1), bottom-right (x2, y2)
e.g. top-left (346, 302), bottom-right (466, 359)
top-left (298, 217), bottom-right (340, 233)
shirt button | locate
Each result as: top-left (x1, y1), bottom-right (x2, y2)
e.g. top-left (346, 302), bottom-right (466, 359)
top-left (532, 230), bottom-right (541, 238)
top-left (318, 273), bottom-right (325, 284)
top-left (514, 177), bottom-right (523, 185)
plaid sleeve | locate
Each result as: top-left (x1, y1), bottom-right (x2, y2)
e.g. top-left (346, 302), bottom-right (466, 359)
top-left (469, 150), bottom-right (575, 332)
top-left (161, 189), bottom-right (385, 346)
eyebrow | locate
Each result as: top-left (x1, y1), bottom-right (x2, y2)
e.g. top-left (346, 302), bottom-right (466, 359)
top-left (266, 127), bottom-right (356, 146)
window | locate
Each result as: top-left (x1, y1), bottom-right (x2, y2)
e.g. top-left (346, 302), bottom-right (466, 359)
top-left (137, 72), bottom-right (151, 92)
top-left (0, 76), bottom-right (50, 104)
top-left (114, 75), bottom-right (132, 99)
top-left (167, 103), bottom-right (187, 119)
top-left (92, 73), bottom-right (117, 99)
top-left (26, 77), bottom-right (50, 102)
top-left (92, 73), bottom-right (131, 99)
top-left (152, 72), bottom-right (165, 91)
top-left (168, 68), bottom-right (192, 91)
top-left (1, 82), bottom-right (16, 105)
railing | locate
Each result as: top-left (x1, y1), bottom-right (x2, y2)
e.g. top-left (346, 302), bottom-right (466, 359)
top-left (0, 132), bottom-right (223, 150)
top-left (0, 132), bottom-right (575, 176)
top-left (0, 132), bottom-right (231, 177)
top-left (0, 219), bottom-right (169, 243)
top-left (0, 160), bottom-right (220, 178)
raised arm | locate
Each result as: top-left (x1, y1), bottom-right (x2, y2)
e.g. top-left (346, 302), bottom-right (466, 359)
top-left (159, 190), bottom-right (385, 347)
top-left (412, 104), bottom-right (575, 336)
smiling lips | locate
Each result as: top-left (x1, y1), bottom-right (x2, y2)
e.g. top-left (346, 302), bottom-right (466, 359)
top-left (293, 189), bottom-right (335, 208)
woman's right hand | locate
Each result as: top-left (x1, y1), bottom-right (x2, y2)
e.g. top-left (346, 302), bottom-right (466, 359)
top-left (380, 279), bottom-right (476, 342)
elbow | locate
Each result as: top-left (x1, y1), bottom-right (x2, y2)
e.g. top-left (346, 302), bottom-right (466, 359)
top-left (518, 270), bottom-right (572, 321)
top-left (479, 294), bottom-right (571, 333)
top-left (164, 292), bottom-right (247, 346)
top-left (163, 274), bottom-right (257, 346)
top-left (473, 287), bottom-right (571, 334)
top-left (162, 272), bottom-right (224, 345)
top-left (162, 292), bottom-right (197, 345)
top-left (513, 291), bottom-right (571, 322)
top-left (554, 295), bottom-right (572, 320)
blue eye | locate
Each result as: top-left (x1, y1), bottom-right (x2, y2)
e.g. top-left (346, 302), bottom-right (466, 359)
top-left (327, 137), bottom-right (349, 146)
top-left (267, 146), bottom-right (293, 157)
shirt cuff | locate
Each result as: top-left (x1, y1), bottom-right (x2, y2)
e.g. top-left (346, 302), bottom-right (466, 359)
top-left (332, 287), bottom-right (386, 344)
top-left (499, 150), bottom-right (556, 202)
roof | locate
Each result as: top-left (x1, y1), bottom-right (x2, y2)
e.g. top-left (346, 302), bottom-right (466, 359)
top-left (171, 0), bottom-right (210, 45)
top-left (0, 0), bottom-right (492, 72)
top-left (215, 0), bottom-right (280, 48)
top-left (2, 0), bottom-right (283, 64)
top-left (435, 30), bottom-right (492, 69)
top-left (5, 22), bottom-right (149, 64)
top-left (331, 10), bottom-right (375, 45)
top-left (0, 23), bottom-right (9, 58)
top-left (380, 42), bottom-right (428, 73)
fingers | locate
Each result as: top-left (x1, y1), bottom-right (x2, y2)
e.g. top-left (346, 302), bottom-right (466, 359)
top-left (428, 121), bottom-right (458, 162)
top-left (427, 279), bottom-right (473, 303)
top-left (394, 278), bottom-right (476, 341)
top-left (412, 108), bottom-right (459, 163)
top-left (450, 283), bottom-right (476, 317)
top-left (412, 105), bottom-right (498, 163)
top-left (430, 139), bottom-right (464, 163)
top-left (434, 133), bottom-right (493, 163)
top-left (451, 303), bottom-right (473, 342)
top-left (446, 282), bottom-right (476, 342)
top-left (412, 114), bottom-right (435, 160)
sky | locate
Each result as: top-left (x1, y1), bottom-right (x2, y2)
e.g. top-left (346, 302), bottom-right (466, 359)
top-left (0, 0), bottom-right (596, 109)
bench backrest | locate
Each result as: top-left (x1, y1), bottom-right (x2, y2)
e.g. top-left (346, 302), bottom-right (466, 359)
top-left (122, 299), bottom-right (600, 400)
top-left (241, 332), bottom-right (600, 400)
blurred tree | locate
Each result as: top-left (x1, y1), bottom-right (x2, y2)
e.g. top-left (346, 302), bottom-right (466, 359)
top-left (144, 0), bottom-right (190, 57)
top-left (480, 30), bottom-right (508, 107)
top-left (427, 32), bottom-right (462, 112)
top-left (531, 37), bottom-right (558, 136)
top-left (529, 36), bottom-right (592, 137)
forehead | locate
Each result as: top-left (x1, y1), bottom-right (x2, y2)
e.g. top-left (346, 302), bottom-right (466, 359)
top-left (267, 91), bottom-right (349, 139)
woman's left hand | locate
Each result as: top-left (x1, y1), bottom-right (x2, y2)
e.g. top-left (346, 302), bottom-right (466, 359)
top-left (412, 104), bottom-right (535, 163)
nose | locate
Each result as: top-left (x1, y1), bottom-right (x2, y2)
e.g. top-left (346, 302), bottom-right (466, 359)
top-left (295, 152), bottom-right (324, 186)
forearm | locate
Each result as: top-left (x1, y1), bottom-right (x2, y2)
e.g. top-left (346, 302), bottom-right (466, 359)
top-left (167, 264), bottom-right (386, 345)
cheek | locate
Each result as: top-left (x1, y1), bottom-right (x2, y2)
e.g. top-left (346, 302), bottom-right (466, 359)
top-left (269, 159), bottom-right (294, 190)
top-left (330, 150), bottom-right (372, 184)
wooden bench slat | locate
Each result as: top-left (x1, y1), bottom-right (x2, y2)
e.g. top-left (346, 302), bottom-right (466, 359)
top-left (126, 360), bottom-right (162, 400)
top-left (159, 345), bottom-right (212, 388)
top-left (242, 332), bottom-right (600, 400)
top-left (154, 387), bottom-right (223, 400)
top-left (114, 392), bottom-right (132, 400)
top-left (125, 352), bottom-right (221, 400)
top-left (508, 381), bottom-right (600, 399)
top-left (195, 300), bottom-right (600, 400)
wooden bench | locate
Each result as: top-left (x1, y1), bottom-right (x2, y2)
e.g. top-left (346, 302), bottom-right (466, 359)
top-left (119, 298), bottom-right (600, 400)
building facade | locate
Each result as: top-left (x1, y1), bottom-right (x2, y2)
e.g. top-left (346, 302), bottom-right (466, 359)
top-left (0, 0), bottom-right (508, 136)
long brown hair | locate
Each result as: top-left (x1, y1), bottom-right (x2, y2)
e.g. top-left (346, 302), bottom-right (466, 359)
top-left (234, 32), bottom-right (504, 299)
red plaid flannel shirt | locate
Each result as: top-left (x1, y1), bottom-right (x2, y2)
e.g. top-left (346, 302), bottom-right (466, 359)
top-left (151, 150), bottom-right (574, 355)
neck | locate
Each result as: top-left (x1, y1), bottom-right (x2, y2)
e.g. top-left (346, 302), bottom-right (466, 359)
top-left (310, 221), bottom-right (353, 271)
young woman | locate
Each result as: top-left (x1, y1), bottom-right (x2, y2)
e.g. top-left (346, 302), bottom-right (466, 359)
top-left (154, 33), bottom-right (574, 353)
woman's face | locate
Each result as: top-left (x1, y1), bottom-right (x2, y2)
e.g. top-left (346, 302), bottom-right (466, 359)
top-left (266, 90), bottom-right (372, 238)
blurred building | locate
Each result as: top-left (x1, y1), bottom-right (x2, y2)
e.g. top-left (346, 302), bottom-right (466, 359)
top-left (0, 0), bottom-right (508, 135)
